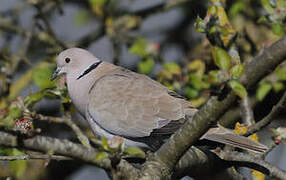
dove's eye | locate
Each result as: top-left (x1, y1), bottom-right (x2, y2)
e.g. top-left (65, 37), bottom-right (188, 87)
top-left (65, 57), bottom-right (71, 63)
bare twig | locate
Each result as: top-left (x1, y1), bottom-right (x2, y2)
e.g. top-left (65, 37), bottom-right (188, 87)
top-left (131, 0), bottom-right (190, 18)
top-left (218, 150), bottom-right (286, 180)
top-left (0, 130), bottom-right (143, 179)
top-left (75, 26), bottom-right (105, 48)
top-left (9, 21), bottom-right (35, 73)
top-left (32, 113), bottom-right (91, 148)
top-left (34, 3), bottom-right (67, 49)
top-left (111, 38), bottom-right (121, 65)
top-left (0, 18), bottom-right (62, 52)
top-left (240, 96), bottom-right (255, 126)
top-left (0, 154), bottom-right (71, 161)
top-left (244, 91), bottom-right (286, 136)
top-left (220, 96), bottom-right (256, 127)
top-left (0, 131), bottom-right (112, 169)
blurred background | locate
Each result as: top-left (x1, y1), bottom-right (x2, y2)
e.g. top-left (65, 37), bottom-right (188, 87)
top-left (0, 0), bottom-right (286, 179)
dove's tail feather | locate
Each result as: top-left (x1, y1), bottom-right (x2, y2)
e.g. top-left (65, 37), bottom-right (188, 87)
top-left (202, 126), bottom-right (268, 153)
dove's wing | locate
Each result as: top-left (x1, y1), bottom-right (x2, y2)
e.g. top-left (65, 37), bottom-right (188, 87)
top-left (87, 68), bottom-right (194, 138)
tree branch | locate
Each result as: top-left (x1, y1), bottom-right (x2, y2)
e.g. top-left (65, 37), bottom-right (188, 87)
top-left (34, 3), bottom-right (68, 49)
top-left (0, 131), bottom-right (111, 170)
top-left (0, 154), bottom-right (71, 161)
top-left (218, 150), bottom-right (286, 180)
top-left (240, 96), bottom-right (254, 126)
top-left (32, 113), bottom-right (91, 148)
top-left (140, 35), bottom-right (286, 179)
top-left (244, 90), bottom-right (286, 136)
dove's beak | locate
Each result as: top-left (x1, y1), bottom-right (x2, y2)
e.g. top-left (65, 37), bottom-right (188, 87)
top-left (51, 68), bottom-right (61, 81)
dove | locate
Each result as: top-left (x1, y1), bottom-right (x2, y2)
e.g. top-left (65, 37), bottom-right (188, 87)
top-left (51, 47), bottom-right (267, 153)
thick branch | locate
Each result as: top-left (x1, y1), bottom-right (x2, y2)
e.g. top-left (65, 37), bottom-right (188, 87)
top-left (0, 130), bottom-right (142, 178)
top-left (0, 131), bottom-right (111, 170)
top-left (141, 36), bottom-right (286, 179)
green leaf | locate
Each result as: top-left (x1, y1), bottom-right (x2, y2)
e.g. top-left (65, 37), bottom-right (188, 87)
top-left (275, 67), bottom-right (286, 80)
top-left (272, 23), bottom-right (284, 36)
top-left (208, 70), bottom-right (219, 84)
top-left (188, 59), bottom-right (205, 77)
top-left (194, 16), bottom-right (206, 33)
top-left (212, 46), bottom-right (231, 70)
top-left (163, 62), bottom-right (181, 75)
top-left (228, 2), bottom-right (246, 18)
top-left (209, 26), bottom-right (217, 34)
top-left (277, 0), bottom-right (286, 7)
top-left (0, 146), bottom-right (7, 155)
top-left (230, 64), bottom-right (245, 79)
top-left (89, 0), bottom-right (107, 6)
top-left (129, 37), bottom-right (148, 57)
top-left (261, 0), bottom-right (275, 13)
top-left (2, 104), bottom-right (22, 127)
top-left (189, 73), bottom-right (203, 90)
top-left (258, 16), bottom-right (268, 23)
top-left (228, 80), bottom-right (247, 99)
top-left (24, 91), bottom-right (45, 108)
top-left (74, 10), bottom-right (90, 26)
top-left (164, 81), bottom-right (175, 91)
top-left (8, 105), bottom-right (22, 119)
top-left (101, 137), bottom-right (109, 151)
top-left (124, 147), bottom-right (146, 158)
top-left (94, 152), bottom-right (108, 162)
top-left (138, 57), bottom-right (154, 74)
top-left (8, 148), bottom-right (27, 178)
top-left (273, 82), bottom-right (284, 92)
top-left (32, 63), bottom-right (56, 90)
top-left (256, 83), bottom-right (272, 101)
top-left (207, 5), bottom-right (217, 15)
top-left (78, 135), bottom-right (91, 149)
top-left (185, 87), bottom-right (199, 99)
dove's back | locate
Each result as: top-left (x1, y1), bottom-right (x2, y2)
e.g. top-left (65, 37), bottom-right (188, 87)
top-left (84, 65), bottom-right (267, 152)
top-left (87, 67), bottom-right (194, 138)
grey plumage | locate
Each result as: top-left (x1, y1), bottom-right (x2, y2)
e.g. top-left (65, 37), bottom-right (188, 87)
top-left (51, 48), bottom-right (268, 153)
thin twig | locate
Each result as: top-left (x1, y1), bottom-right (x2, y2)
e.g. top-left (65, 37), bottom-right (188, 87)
top-left (0, 131), bottom-right (112, 170)
top-left (75, 26), bottom-right (105, 48)
top-left (34, 4), bottom-right (67, 49)
top-left (240, 96), bottom-right (255, 126)
top-left (244, 91), bottom-right (286, 136)
top-left (7, 21), bottom-right (35, 75)
top-left (131, 0), bottom-right (190, 18)
top-left (218, 150), bottom-right (286, 180)
top-left (0, 16), bottom-right (62, 51)
top-left (112, 38), bottom-right (121, 65)
top-left (0, 154), bottom-right (71, 161)
top-left (32, 113), bottom-right (91, 148)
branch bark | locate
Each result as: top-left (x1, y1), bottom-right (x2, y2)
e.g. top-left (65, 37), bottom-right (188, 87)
top-left (0, 131), bottom-right (111, 170)
top-left (218, 150), bottom-right (286, 180)
top-left (140, 35), bottom-right (286, 179)
top-left (244, 90), bottom-right (286, 136)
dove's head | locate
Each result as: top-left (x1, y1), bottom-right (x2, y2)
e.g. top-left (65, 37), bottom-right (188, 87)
top-left (51, 48), bottom-right (102, 80)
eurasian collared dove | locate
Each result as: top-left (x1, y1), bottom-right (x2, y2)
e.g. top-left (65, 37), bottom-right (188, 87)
top-left (51, 48), bottom-right (267, 153)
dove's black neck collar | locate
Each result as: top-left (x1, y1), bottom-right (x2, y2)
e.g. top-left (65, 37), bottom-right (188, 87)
top-left (77, 61), bottom-right (103, 80)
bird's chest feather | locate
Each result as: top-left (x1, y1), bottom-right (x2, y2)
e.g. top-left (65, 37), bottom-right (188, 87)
top-left (67, 76), bottom-right (94, 116)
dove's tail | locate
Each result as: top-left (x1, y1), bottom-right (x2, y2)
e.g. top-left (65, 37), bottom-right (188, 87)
top-left (201, 125), bottom-right (268, 153)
